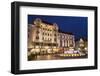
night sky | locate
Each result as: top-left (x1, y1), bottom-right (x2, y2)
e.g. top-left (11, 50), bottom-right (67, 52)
top-left (28, 15), bottom-right (88, 41)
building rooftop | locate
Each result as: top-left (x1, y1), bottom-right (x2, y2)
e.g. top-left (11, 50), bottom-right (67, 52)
top-left (58, 29), bottom-right (73, 35)
top-left (42, 20), bottom-right (53, 25)
top-left (31, 18), bottom-right (74, 35)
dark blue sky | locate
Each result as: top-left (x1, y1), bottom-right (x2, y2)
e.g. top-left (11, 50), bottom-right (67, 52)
top-left (28, 15), bottom-right (88, 40)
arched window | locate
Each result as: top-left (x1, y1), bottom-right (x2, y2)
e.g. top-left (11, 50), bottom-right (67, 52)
top-left (36, 36), bottom-right (39, 40)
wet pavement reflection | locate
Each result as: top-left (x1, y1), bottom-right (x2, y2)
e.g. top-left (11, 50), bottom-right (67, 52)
top-left (30, 54), bottom-right (62, 60)
top-left (28, 54), bottom-right (87, 61)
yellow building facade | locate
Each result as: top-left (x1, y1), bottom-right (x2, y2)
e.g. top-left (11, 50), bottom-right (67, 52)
top-left (28, 18), bottom-right (75, 55)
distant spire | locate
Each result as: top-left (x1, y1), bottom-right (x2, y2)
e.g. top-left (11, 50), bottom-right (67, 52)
top-left (79, 38), bottom-right (84, 43)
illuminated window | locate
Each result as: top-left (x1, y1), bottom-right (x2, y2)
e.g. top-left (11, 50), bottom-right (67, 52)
top-left (36, 43), bottom-right (39, 45)
top-left (42, 37), bottom-right (44, 40)
top-left (36, 30), bottom-right (39, 34)
top-left (28, 34), bottom-right (29, 38)
top-left (43, 32), bottom-right (44, 35)
top-left (43, 28), bottom-right (44, 30)
top-left (36, 36), bottom-right (39, 39)
top-left (54, 34), bottom-right (56, 36)
top-left (50, 38), bottom-right (51, 41)
top-left (50, 34), bottom-right (52, 36)
top-left (54, 38), bottom-right (57, 42)
top-left (45, 33), bottom-right (47, 35)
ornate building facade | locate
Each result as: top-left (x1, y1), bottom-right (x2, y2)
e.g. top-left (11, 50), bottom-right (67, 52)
top-left (58, 32), bottom-right (75, 52)
top-left (28, 18), bottom-right (75, 55)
